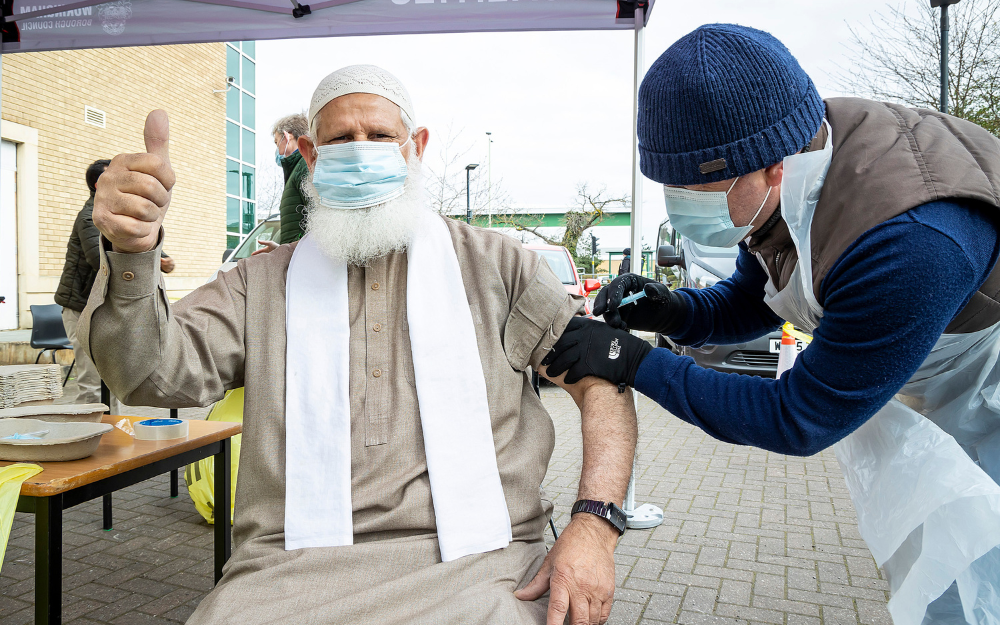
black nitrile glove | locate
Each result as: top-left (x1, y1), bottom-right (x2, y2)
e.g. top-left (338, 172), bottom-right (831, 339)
top-left (593, 274), bottom-right (686, 335)
top-left (542, 317), bottom-right (653, 387)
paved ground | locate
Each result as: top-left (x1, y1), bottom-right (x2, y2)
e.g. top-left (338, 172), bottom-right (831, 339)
top-left (1, 384), bottom-right (891, 624)
top-left (542, 386), bottom-right (892, 625)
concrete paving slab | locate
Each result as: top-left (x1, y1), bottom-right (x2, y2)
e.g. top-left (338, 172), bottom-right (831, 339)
top-left (0, 386), bottom-right (890, 624)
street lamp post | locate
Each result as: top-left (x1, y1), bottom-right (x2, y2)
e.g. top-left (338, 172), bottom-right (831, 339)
top-left (931, 0), bottom-right (961, 114)
top-left (591, 234), bottom-right (599, 275)
top-left (486, 132), bottom-right (493, 228)
top-left (465, 163), bottom-right (479, 224)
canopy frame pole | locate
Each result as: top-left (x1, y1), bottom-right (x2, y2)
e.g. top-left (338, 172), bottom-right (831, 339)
top-left (625, 2), bottom-right (663, 531)
top-left (305, 0), bottom-right (368, 11)
top-left (176, 0), bottom-right (366, 15)
top-left (628, 6), bottom-right (644, 267)
top-left (177, 0), bottom-right (295, 14)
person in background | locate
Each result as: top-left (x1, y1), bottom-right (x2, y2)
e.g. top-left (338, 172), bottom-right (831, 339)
top-left (54, 159), bottom-right (110, 404)
top-left (617, 248), bottom-right (631, 276)
top-left (54, 159), bottom-right (175, 405)
top-left (255, 113), bottom-right (310, 254)
top-left (160, 250), bottom-right (175, 273)
top-left (618, 248), bottom-right (645, 276)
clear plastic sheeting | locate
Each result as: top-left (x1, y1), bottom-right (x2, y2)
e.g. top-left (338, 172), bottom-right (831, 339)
top-left (0, 463), bottom-right (42, 572)
top-left (959, 547), bottom-right (1000, 625)
top-left (899, 324), bottom-right (1000, 478)
top-left (834, 321), bottom-right (1000, 625)
top-left (185, 388), bottom-right (243, 525)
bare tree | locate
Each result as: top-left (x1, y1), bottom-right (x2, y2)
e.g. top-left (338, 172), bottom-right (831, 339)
top-left (423, 123), bottom-right (512, 219)
top-left (834, 1), bottom-right (1000, 135)
top-left (256, 164), bottom-right (285, 221)
top-left (494, 183), bottom-right (629, 265)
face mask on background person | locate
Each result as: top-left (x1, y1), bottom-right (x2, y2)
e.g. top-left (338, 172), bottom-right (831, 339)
top-left (311, 137), bottom-right (412, 210)
top-left (663, 177), bottom-right (772, 248)
top-left (275, 132), bottom-right (296, 164)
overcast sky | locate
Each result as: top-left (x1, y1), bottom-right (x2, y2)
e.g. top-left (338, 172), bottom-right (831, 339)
top-left (254, 0), bottom-right (922, 248)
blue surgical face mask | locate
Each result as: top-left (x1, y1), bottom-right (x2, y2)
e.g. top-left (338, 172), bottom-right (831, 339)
top-left (311, 138), bottom-right (411, 210)
top-left (663, 177), bottom-right (771, 248)
top-left (274, 149), bottom-right (298, 165)
top-left (275, 132), bottom-right (297, 164)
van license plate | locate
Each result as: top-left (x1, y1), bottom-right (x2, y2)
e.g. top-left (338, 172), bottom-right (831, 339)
top-left (769, 339), bottom-right (805, 354)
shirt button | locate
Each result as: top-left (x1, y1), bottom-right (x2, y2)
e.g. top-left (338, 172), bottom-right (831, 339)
top-left (372, 369), bottom-right (382, 378)
top-left (371, 282), bottom-right (380, 291)
top-left (373, 323), bottom-right (382, 332)
top-left (122, 271), bottom-right (135, 281)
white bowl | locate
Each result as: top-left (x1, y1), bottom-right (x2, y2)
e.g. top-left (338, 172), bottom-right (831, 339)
top-left (0, 403), bottom-right (108, 423)
top-left (0, 418), bottom-right (113, 461)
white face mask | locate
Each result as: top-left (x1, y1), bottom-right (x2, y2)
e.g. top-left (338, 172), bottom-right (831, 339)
top-left (663, 177), bottom-right (772, 248)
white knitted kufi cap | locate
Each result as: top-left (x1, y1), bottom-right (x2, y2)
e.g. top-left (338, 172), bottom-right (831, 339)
top-left (308, 64), bottom-right (415, 134)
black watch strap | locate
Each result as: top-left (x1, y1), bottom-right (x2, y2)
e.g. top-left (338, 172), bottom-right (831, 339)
top-left (571, 499), bottom-right (627, 535)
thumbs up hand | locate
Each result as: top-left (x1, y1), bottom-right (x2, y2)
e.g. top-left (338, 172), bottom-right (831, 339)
top-left (94, 110), bottom-right (176, 254)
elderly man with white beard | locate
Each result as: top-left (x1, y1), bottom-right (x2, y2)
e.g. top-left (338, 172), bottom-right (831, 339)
top-left (79, 65), bottom-right (640, 625)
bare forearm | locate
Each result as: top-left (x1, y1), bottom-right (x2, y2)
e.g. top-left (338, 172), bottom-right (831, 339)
top-left (516, 371), bottom-right (635, 619)
top-left (536, 366), bottom-right (638, 505)
top-left (577, 380), bottom-right (637, 506)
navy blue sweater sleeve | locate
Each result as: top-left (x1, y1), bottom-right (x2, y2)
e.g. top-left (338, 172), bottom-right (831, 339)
top-left (633, 201), bottom-right (1000, 456)
top-left (670, 245), bottom-right (782, 347)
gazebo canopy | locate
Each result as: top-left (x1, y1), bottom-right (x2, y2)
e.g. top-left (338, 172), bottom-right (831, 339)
top-left (1, 0), bottom-right (654, 53)
top-left (0, 0), bottom-right (663, 529)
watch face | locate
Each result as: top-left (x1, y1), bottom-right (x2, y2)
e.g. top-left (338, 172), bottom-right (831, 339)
top-left (608, 503), bottom-right (627, 533)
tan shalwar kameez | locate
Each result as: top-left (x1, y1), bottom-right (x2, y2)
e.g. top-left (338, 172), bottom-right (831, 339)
top-left (79, 217), bottom-right (582, 625)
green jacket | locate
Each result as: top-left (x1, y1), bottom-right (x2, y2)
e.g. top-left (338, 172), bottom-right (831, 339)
top-left (54, 194), bottom-right (102, 312)
top-left (278, 151), bottom-right (310, 244)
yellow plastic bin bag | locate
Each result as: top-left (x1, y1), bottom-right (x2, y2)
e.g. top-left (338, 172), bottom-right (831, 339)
top-left (185, 388), bottom-right (242, 525)
top-left (1, 463), bottom-right (42, 573)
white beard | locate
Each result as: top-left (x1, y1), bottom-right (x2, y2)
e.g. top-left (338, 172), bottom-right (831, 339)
top-left (302, 153), bottom-right (429, 266)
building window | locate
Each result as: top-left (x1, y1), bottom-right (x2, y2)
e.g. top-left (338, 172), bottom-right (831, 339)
top-left (226, 159), bottom-right (240, 196)
top-left (225, 41), bottom-right (256, 247)
top-left (227, 196), bottom-right (241, 233)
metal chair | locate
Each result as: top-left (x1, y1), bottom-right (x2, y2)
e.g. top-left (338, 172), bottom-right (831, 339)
top-left (29, 304), bottom-right (75, 386)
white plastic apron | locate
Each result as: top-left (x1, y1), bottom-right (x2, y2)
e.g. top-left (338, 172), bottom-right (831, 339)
top-left (757, 123), bottom-right (1000, 625)
top-left (757, 122), bottom-right (831, 334)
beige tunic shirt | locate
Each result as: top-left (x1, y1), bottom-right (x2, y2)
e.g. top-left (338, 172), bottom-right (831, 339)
top-left (80, 217), bottom-right (582, 624)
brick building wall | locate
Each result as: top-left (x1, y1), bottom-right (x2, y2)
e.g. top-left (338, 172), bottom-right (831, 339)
top-left (2, 43), bottom-right (227, 314)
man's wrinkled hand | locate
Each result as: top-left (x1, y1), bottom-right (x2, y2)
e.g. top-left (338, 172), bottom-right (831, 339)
top-left (251, 239), bottom-right (279, 256)
top-left (94, 110), bottom-right (175, 254)
top-left (515, 514), bottom-right (618, 625)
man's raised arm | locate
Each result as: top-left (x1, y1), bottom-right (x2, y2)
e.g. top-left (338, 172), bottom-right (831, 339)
top-left (515, 368), bottom-right (637, 625)
top-left (81, 110), bottom-right (247, 408)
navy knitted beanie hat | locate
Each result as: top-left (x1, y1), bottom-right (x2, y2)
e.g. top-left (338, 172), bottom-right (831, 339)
top-left (638, 23), bottom-right (825, 186)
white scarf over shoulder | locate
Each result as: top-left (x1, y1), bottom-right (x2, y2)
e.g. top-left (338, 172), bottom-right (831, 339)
top-left (283, 213), bottom-right (511, 562)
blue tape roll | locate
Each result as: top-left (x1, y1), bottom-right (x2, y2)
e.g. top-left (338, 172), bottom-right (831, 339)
top-left (138, 419), bottom-right (183, 427)
top-left (134, 418), bottom-right (188, 440)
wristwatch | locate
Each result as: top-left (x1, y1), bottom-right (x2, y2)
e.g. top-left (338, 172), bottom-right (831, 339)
top-left (571, 499), bottom-right (627, 535)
